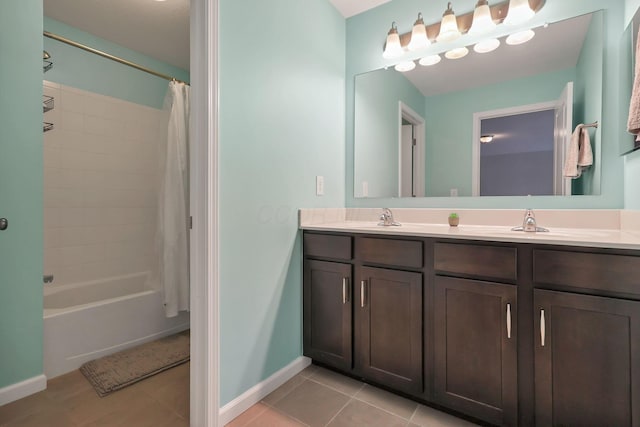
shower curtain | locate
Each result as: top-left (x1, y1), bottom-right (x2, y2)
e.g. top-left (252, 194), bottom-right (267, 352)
top-left (157, 81), bottom-right (190, 318)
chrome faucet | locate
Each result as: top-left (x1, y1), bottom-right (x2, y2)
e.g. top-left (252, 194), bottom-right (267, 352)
top-left (512, 209), bottom-right (549, 233)
top-left (378, 208), bottom-right (400, 226)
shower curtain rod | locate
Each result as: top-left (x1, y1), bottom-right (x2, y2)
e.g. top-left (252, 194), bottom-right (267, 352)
top-left (43, 31), bottom-right (188, 85)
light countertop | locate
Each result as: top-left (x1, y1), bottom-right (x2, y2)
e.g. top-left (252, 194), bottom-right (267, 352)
top-left (299, 209), bottom-right (640, 250)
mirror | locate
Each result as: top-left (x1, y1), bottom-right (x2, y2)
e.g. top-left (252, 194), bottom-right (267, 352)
top-left (620, 5), bottom-right (640, 155)
top-left (354, 11), bottom-right (603, 198)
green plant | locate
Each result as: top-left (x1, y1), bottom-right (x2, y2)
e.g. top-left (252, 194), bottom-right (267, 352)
top-left (449, 213), bottom-right (458, 219)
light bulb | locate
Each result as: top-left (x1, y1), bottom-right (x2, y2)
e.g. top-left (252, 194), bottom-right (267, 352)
top-left (395, 61), bottom-right (416, 72)
top-left (437, 3), bottom-right (461, 43)
top-left (474, 38), bottom-right (500, 53)
top-left (408, 13), bottom-right (431, 51)
top-left (445, 47), bottom-right (469, 60)
top-left (419, 55), bottom-right (442, 66)
top-left (383, 22), bottom-right (404, 59)
top-left (480, 134), bottom-right (495, 143)
top-left (506, 29), bottom-right (535, 45)
top-left (469, 0), bottom-right (496, 36)
top-left (504, 0), bottom-right (535, 26)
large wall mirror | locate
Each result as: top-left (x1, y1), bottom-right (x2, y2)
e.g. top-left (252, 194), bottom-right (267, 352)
top-left (354, 11), bottom-right (603, 199)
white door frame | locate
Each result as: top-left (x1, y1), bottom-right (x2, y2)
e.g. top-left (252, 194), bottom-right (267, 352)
top-left (472, 101), bottom-right (556, 196)
top-left (190, 0), bottom-right (219, 426)
top-left (398, 102), bottom-right (425, 197)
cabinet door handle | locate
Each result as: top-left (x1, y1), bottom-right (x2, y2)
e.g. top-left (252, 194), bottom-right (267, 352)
top-left (540, 309), bottom-right (546, 347)
top-left (360, 280), bottom-right (366, 308)
top-left (342, 278), bottom-right (348, 304)
top-left (506, 303), bottom-right (512, 339)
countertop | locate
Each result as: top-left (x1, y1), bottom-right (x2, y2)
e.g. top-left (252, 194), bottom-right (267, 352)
top-left (300, 221), bottom-right (640, 250)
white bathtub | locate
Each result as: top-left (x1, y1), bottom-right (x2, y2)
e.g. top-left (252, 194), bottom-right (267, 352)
top-left (43, 272), bottom-right (190, 379)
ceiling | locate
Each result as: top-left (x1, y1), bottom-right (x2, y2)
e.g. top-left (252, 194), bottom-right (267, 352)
top-left (43, 0), bottom-right (190, 70)
top-left (328, 0), bottom-right (391, 18)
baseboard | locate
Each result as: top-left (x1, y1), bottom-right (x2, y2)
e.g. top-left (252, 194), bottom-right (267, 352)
top-left (0, 374), bottom-right (47, 406)
top-left (218, 356), bottom-right (311, 425)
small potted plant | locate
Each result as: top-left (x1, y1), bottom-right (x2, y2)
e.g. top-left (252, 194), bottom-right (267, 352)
top-left (448, 212), bottom-right (459, 227)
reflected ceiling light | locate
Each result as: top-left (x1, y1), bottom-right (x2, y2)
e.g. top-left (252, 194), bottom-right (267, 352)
top-left (480, 134), bottom-right (495, 143)
top-left (468, 0), bottom-right (496, 36)
top-left (504, 0), bottom-right (535, 26)
top-left (395, 60), bottom-right (416, 72)
top-left (408, 13), bottom-right (431, 51)
top-left (474, 38), bottom-right (500, 53)
top-left (383, 22), bottom-right (404, 59)
top-left (419, 54), bottom-right (442, 66)
top-left (445, 46), bottom-right (469, 59)
top-left (506, 29), bottom-right (535, 45)
top-left (437, 3), bottom-right (461, 43)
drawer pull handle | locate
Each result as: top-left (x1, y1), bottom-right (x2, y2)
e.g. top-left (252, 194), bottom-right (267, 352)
top-left (506, 303), bottom-right (512, 339)
top-left (342, 278), bottom-right (348, 304)
top-left (540, 309), bottom-right (546, 347)
top-left (360, 281), bottom-right (366, 308)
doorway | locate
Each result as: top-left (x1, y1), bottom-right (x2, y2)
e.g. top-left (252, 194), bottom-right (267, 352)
top-left (399, 102), bottom-right (425, 197)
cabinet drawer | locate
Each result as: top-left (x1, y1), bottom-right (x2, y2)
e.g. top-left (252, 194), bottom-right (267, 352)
top-left (304, 233), bottom-right (352, 260)
top-left (356, 237), bottom-right (423, 269)
top-left (434, 242), bottom-right (517, 281)
top-left (533, 249), bottom-right (640, 295)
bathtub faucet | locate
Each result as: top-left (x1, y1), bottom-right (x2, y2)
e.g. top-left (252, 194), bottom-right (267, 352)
top-left (43, 275), bottom-right (54, 284)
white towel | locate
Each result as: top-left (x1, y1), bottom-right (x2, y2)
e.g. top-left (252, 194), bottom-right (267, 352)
top-left (563, 125), bottom-right (593, 179)
top-left (628, 29), bottom-right (640, 141)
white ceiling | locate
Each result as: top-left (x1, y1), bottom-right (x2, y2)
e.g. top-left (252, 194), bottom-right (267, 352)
top-left (401, 14), bottom-right (593, 97)
top-left (43, 0), bottom-right (190, 70)
top-left (328, 0), bottom-right (391, 18)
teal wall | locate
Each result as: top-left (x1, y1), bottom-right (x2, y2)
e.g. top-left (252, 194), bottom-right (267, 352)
top-left (219, 0), bottom-right (345, 405)
top-left (346, 0), bottom-right (626, 209)
top-left (43, 17), bottom-right (189, 109)
top-left (0, 0), bottom-right (44, 389)
top-left (424, 67), bottom-right (576, 197)
top-left (354, 69), bottom-right (425, 197)
top-left (625, 0), bottom-right (640, 208)
top-left (573, 12), bottom-right (604, 196)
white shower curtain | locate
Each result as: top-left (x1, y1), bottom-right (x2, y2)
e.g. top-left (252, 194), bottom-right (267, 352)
top-left (157, 81), bottom-right (190, 318)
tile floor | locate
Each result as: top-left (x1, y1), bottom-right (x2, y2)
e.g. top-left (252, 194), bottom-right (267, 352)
top-left (227, 364), bottom-right (480, 427)
top-left (0, 362), bottom-right (189, 427)
top-left (1, 362), bottom-right (479, 427)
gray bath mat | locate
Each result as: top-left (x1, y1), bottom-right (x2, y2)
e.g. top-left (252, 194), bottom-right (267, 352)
top-left (80, 329), bottom-right (190, 397)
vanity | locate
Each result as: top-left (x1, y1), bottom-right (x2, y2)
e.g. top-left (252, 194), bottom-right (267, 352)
top-left (301, 212), bottom-right (640, 426)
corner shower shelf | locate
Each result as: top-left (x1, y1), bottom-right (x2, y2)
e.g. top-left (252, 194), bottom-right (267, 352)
top-left (43, 95), bottom-right (54, 113)
top-left (43, 122), bottom-right (54, 133)
top-left (43, 60), bottom-right (53, 73)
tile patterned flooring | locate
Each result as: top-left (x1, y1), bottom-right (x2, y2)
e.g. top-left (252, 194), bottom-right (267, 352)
top-left (0, 362), bottom-right (189, 427)
top-left (0, 362), bottom-right (479, 426)
top-left (227, 364), bottom-right (480, 427)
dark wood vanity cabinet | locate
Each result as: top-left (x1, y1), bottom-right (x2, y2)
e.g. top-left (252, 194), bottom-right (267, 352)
top-left (303, 231), bottom-right (640, 427)
top-left (356, 266), bottom-right (423, 395)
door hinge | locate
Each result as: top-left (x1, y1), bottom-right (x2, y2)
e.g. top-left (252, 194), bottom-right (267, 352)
top-left (412, 138), bottom-right (417, 146)
top-left (189, 216), bottom-right (193, 229)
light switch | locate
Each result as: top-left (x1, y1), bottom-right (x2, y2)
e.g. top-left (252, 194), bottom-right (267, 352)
top-left (362, 181), bottom-right (369, 197)
top-left (316, 176), bottom-right (324, 196)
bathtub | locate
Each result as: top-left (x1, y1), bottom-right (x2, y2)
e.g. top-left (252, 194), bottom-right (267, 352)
top-left (43, 272), bottom-right (190, 379)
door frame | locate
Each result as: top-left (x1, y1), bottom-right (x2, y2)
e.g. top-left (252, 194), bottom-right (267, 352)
top-left (472, 101), bottom-right (556, 196)
top-left (398, 102), bottom-right (425, 197)
top-left (190, 0), bottom-right (219, 426)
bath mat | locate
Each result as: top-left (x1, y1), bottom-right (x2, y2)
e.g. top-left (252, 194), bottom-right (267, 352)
top-left (80, 329), bottom-right (190, 397)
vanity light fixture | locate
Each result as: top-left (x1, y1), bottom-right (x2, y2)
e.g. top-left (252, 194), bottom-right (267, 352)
top-left (468, 0), bottom-right (496, 35)
top-left (480, 134), bottom-right (495, 143)
top-left (383, 22), bottom-right (404, 59)
top-left (445, 46), bottom-right (469, 59)
top-left (474, 38), bottom-right (500, 53)
top-left (506, 29), bottom-right (535, 45)
top-left (419, 54), bottom-right (442, 66)
top-left (395, 60), bottom-right (416, 72)
top-left (504, 0), bottom-right (535, 25)
top-left (408, 13), bottom-right (431, 51)
top-left (437, 3), bottom-right (462, 43)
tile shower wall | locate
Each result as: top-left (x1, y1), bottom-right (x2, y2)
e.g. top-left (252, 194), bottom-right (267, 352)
top-left (43, 81), bottom-right (164, 288)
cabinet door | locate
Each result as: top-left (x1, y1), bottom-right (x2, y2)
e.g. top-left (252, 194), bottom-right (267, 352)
top-left (434, 276), bottom-right (517, 426)
top-left (534, 289), bottom-right (640, 427)
top-left (357, 266), bottom-right (423, 394)
top-left (303, 260), bottom-right (352, 371)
